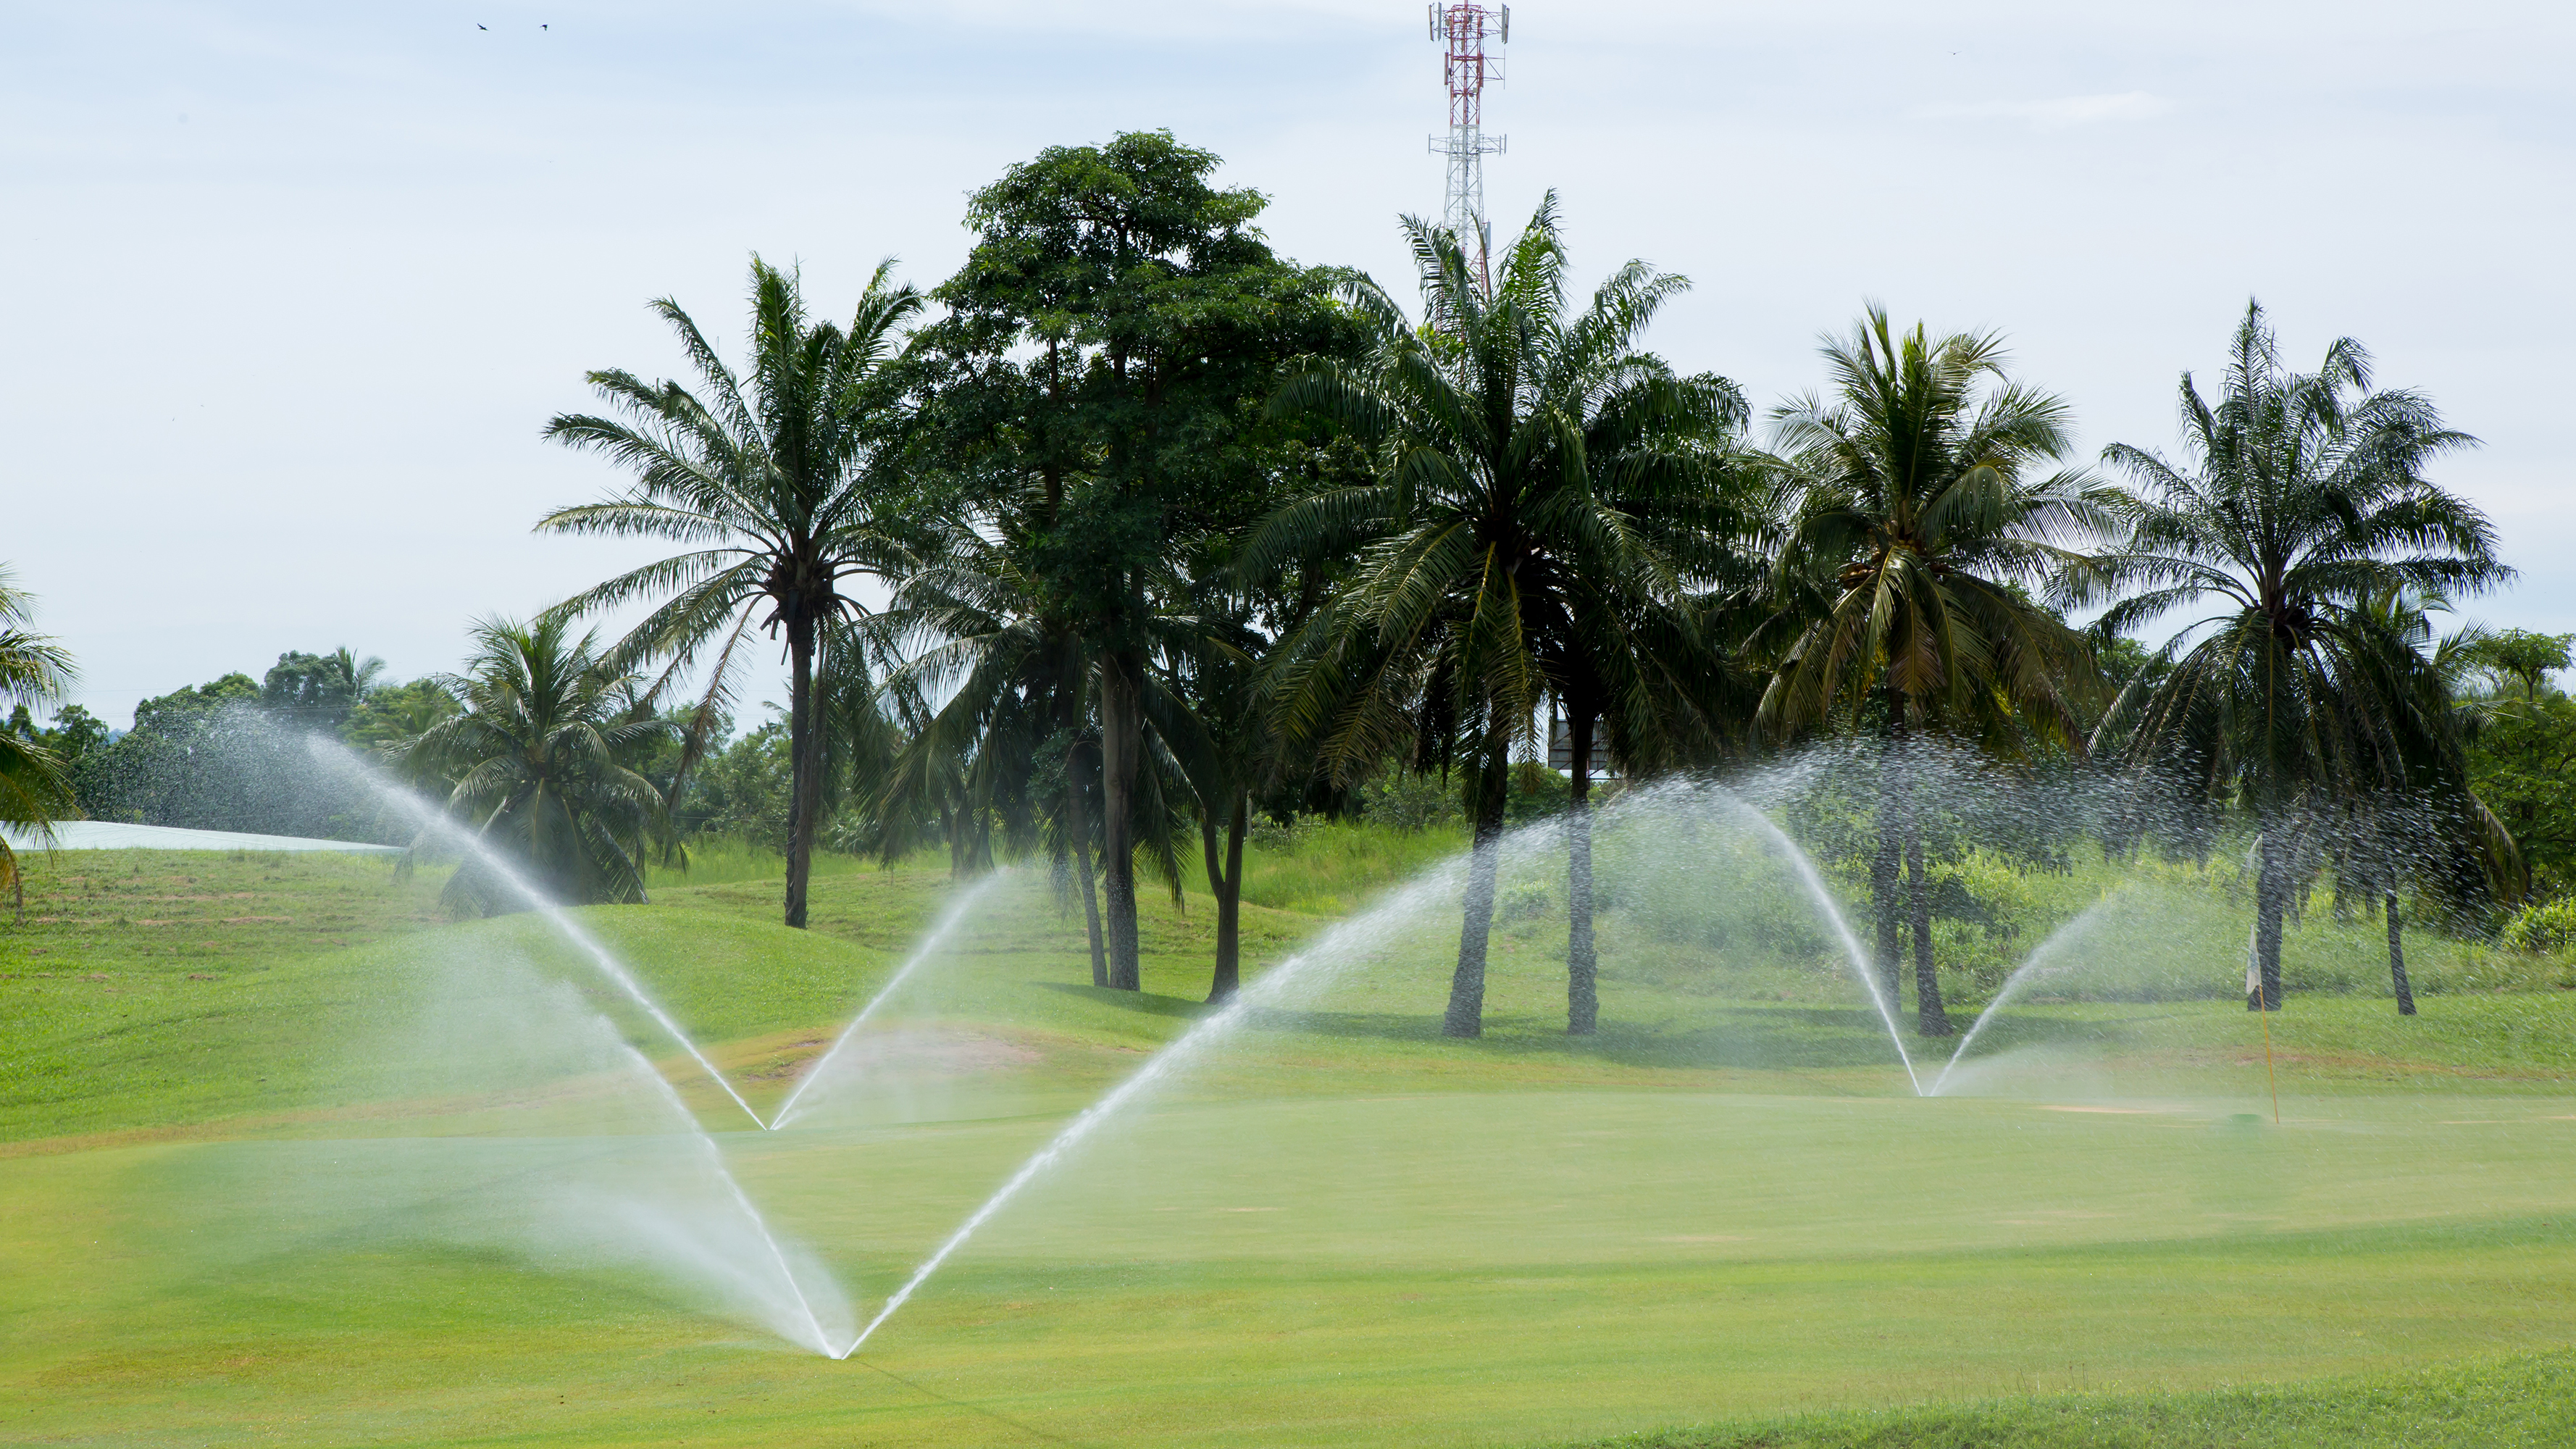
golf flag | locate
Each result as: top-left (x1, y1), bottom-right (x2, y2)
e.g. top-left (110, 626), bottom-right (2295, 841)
top-left (2249, 924), bottom-right (2280, 1119)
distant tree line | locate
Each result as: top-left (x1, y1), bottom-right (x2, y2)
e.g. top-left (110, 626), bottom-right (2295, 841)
top-left (2, 630), bottom-right (811, 911)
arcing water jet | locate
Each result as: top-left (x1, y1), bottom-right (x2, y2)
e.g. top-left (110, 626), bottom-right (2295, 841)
top-left (843, 861), bottom-right (1471, 1353)
top-left (309, 738), bottom-right (769, 1129)
top-left (1708, 786), bottom-right (1924, 1095)
top-left (1928, 890), bottom-right (2129, 1095)
top-left (614, 1040), bottom-right (850, 1356)
top-left (770, 869), bottom-right (1009, 1129)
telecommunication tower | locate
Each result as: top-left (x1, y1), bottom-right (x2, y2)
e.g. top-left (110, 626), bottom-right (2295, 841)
top-left (1429, 3), bottom-right (1508, 283)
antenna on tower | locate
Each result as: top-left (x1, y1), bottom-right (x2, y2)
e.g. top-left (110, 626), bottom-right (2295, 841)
top-left (1428, 3), bottom-right (1508, 289)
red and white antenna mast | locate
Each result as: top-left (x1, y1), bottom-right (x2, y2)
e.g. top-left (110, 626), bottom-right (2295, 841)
top-left (1429, 3), bottom-right (1508, 286)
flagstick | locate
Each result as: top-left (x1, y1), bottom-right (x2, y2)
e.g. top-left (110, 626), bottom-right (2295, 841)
top-left (2247, 924), bottom-right (2279, 1124)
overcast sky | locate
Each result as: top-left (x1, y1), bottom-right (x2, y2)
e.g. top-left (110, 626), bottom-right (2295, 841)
top-left (9, 1), bottom-right (2571, 727)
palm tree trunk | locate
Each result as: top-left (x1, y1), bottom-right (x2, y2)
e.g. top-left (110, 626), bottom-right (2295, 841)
top-left (1874, 707), bottom-right (1905, 1009)
top-left (1067, 741), bottom-right (1108, 988)
top-left (2251, 829), bottom-right (2286, 1012)
top-left (782, 612), bottom-right (822, 930)
top-left (1565, 706), bottom-right (1597, 1036)
top-left (1872, 806), bottom-right (1903, 1010)
top-left (1204, 788), bottom-right (1247, 1003)
top-left (1907, 814), bottom-right (1951, 1037)
top-left (1098, 653), bottom-right (1142, 991)
top-left (2387, 892), bottom-right (2415, 1016)
top-left (1444, 735), bottom-right (1510, 1039)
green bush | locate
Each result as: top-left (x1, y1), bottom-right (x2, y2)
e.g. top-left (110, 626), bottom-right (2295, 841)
top-left (2499, 897), bottom-right (2576, 954)
top-left (1358, 771), bottom-right (1462, 834)
top-left (1497, 881), bottom-right (1551, 924)
top-left (1247, 812), bottom-right (1302, 853)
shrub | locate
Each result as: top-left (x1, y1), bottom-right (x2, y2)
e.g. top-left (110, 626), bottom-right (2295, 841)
top-left (1497, 881), bottom-right (1551, 924)
top-left (2500, 897), bottom-right (2576, 954)
top-left (1247, 813), bottom-right (1303, 853)
top-left (1359, 772), bottom-right (1460, 834)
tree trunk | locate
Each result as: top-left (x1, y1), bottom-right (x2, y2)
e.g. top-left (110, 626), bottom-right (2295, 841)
top-left (2387, 892), bottom-right (2415, 1016)
top-left (1872, 807), bottom-right (1903, 1010)
top-left (1067, 741), bottom-right (1108, 988)
top-left (1873, 710), bottom-right (1905, 1009)
top-left (2251, 829), bottom-right (2286, 1012)
top-left (1907, 814), bottom-right (1951, 1036)
top-left (1204, 788), bottom-right (1247, 1004)
top-left (1444, 736), bottom-right (1510, 1039)
top-left (1098, 653), bottom-right (1142, 991)
top-left (782, 612), bottom-right (823, 930)
top-left (1565, 706), bottom-right (1597, 1036)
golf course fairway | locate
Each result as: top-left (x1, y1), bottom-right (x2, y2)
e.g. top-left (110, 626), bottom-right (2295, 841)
top-left (5, 851), bottom-right (2575, 1445)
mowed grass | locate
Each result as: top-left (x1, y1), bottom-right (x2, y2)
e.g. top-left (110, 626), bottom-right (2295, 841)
top-left (10, 1088), bottom-right (2576, 1446)
top-left (0, 846), bottom-right (448, 975)
top-left (1594, 1349), bottom-right (2576, 1447)
top-left (4, 840), bottom-right (2576, 1445)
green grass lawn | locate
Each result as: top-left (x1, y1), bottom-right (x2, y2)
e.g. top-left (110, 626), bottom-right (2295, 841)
top-left (4, 838), bottom-right (2575, 1446)
top-left (1595, 1349), bottom-right (2576, 1447)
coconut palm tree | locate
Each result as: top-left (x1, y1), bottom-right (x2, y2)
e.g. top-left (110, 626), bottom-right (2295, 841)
top-left (866, 523), bottom-right (1204, 989)
top-left (864, 518), bottom-right (1108, 974)
top-left (1755, 306), bottom-right (2113, 1037)
top-left (2086, 302), bottom-right (2509, 1011)
top-left (539, 256), bottom-right (924, 929)
top-left (0, 568), bottom-right (77, 923)
top-left (398, 617), bottom-right (674, 914)
top-left (1253, 196), bottom-right (1751, 1037)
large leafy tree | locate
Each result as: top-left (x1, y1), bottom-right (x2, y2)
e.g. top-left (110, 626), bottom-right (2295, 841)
top-left (397, 617), bottom-right (674, 914)
top-left (2086, 302), bottom-right (2508, 1011)
top-left (1255, 198), bottom-right (1750, 1038)
top-left (261, 648), bottom-right (386, 733)
top-left (75, 672), bottom-right (321, 837)
top-left (1755, 306), bottom-right (2108, 1037)
top-left (0, 567), bottom-right (77, 923)
top-left (2468, 628), bottom-right (2572, 702)
top-left (1163, 386), bottom-right (1378, 1005)
top-left (916, 130), bottom-right (1354, 990)
top-left (2473, 696), bottom-right (2576, 897)
top-left (540, 256), bottom-right (924, 929)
